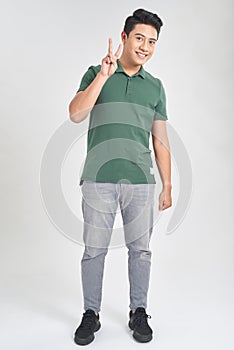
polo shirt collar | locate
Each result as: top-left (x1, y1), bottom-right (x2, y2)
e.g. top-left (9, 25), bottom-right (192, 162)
top-left (116, 59), bottom-right (145, 79)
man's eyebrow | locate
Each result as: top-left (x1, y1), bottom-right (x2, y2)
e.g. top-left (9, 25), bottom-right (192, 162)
top-left (134, 33), bottom-right (157, 41)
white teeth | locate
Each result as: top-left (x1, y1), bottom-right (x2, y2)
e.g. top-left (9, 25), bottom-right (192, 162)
top-left (137, 52), bottom-right (146, 58)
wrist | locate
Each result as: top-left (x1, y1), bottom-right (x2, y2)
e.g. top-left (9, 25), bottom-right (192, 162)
top-left (163, 183), bottom-right (172, 190)
top-left (97, 71), bottom-right (109, 81)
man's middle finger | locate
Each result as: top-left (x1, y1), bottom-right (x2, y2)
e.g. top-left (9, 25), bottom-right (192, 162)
top-left (114, 43), bottom-right (122, 58)
top-left (108, 38), bottom-right (113, 56)
top-left (110, 51), bottom-right (117, 63)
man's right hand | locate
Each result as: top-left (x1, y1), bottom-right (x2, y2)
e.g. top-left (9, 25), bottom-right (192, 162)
top-left (100, 38), bottom-right (122, 77)
top-left (69, 38), bottom-right (122, 123)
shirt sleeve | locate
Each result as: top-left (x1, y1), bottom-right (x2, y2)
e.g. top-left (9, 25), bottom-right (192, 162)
top-left (154, 80), bottom-right (168, 121)
top-left (76, 66), bottom-right (97, 93)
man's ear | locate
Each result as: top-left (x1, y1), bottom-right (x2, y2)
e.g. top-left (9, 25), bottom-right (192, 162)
top-left (121, 31), bottom-right (127, 44)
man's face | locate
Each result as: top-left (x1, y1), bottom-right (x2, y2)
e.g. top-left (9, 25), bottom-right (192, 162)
top-left (121, 23), bottom-right (158, 66)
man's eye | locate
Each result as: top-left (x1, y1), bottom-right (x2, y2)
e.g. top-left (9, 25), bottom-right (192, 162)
top-left (136, 37), bottom-right (143, 41)
top-left (149, 41), bottom-right (156, 45)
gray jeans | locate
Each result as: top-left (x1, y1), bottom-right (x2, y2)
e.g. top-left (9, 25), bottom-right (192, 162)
top-left (80, 180), bottom-right (156, 313)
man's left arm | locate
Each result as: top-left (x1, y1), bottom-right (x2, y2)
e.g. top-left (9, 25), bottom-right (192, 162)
top-left (151, 120), bottom-right (172, 211)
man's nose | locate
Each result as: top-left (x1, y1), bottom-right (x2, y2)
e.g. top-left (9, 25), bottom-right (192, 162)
top-left (139, 39), bottom-right (148, 51)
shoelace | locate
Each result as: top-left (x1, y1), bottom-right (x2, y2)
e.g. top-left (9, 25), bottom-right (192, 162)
top-left (80, 313), bottom-right (97, 330)
top-left (133, 312), bottom-right (151, 330)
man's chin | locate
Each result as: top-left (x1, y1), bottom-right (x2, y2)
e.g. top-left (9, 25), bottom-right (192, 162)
top-left (131, 57), bottom-right (146, 66)
top-left (134, 55), bottom-right (148, 65)
top-left (135, 59), bottom-right (147, 66)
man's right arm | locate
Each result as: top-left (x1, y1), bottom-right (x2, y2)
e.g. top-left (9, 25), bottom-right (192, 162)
top-left (68, 38), bottom-right (122, 123)
top-left (69, 72), bottom-right (108, 123)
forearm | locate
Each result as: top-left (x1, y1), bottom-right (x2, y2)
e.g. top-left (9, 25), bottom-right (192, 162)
top-left (69, 72), bottom-right (108, 123)
top-left (153, 140), bottom-right (172, 189)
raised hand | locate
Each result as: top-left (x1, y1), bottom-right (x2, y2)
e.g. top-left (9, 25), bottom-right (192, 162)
top-left (100, 38), bottom-right (122, 77)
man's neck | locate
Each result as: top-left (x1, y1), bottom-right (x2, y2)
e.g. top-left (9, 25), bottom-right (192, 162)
top-left (118, 56), bottom-right (142, 77)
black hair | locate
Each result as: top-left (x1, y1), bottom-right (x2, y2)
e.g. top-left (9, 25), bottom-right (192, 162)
top-left (123, 8), bottom-right (163, 39)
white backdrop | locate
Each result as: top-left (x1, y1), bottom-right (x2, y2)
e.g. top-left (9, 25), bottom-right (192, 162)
top-left (1, 0), bottom-right (233, 349)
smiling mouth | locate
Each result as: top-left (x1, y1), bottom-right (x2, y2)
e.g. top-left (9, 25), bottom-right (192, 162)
top-left (136, 52), bottom-right (147, 59)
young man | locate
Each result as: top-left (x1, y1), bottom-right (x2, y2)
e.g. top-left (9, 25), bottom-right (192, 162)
top-left (69, 8), bottom-right (172, 345)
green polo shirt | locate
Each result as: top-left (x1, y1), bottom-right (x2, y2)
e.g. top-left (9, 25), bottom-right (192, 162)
top-left (76, 59), bottom-right (168, 185)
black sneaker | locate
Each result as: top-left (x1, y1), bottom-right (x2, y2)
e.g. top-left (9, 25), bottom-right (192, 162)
top-left (74, 309), bottom-right (101, 346)
top-left (128, 307), bottom-right (153, 343)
